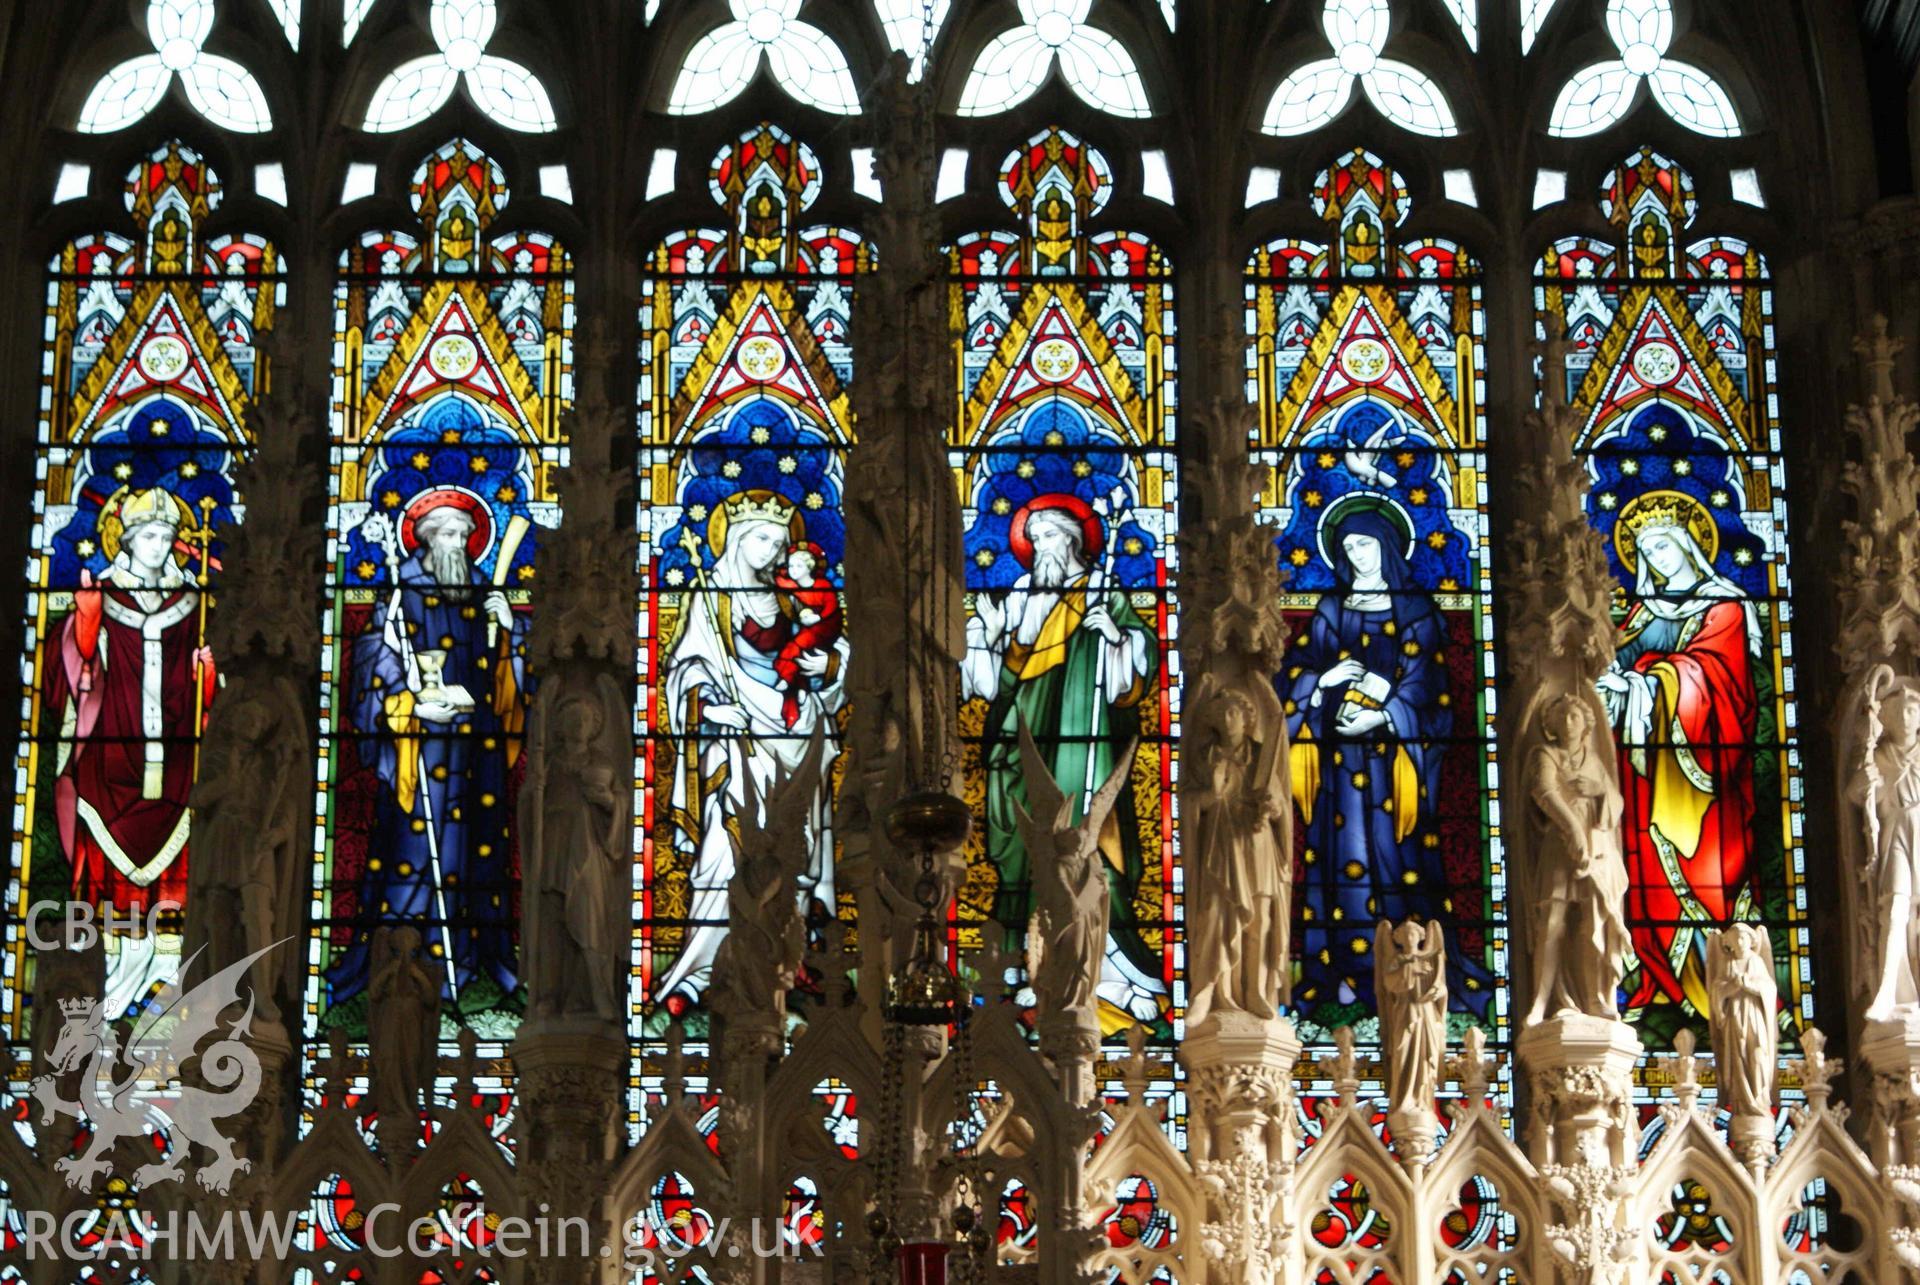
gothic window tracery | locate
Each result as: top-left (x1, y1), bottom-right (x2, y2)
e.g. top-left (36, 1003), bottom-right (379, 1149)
top-left (1534, 147), bottom-right (1808, 1060)
top-left (636, 123), bottom-right (864, 1046)
top-left (1248, 147), bottom-right (1503, 1052)
top-left (309, 138), bottom-right (572, 1059)
top-left (951, 126), bottom-right (1179, 1036)
top-left (6, 141), bottom-right (281, 1035)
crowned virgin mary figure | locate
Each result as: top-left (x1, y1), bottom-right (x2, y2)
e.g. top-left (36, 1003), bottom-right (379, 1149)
top-left (1597, 490), bottom-right (1762, 1016)
top-left (657, 489), bottom-right (847, 1009)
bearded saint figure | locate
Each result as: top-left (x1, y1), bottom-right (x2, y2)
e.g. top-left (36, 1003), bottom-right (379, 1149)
top-left (962, 494), bottom-right (1164, 1024)
top-left (1597, 491), bottom-right (1761, 1018)
top-left (656, 489), bottom-right (846, 1009)
top-left (45, 485), bottom-right (214, 1012)
top-left (328, 494), bottom-right (528, 1009)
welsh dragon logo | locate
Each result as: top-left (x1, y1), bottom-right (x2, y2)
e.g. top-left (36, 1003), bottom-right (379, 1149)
top-left (31, 941), bottom-right (284, 1194)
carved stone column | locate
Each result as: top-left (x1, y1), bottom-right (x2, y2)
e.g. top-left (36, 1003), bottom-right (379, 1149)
top-left (176, 343), bottom-right (324, 1283)
top-left (515, 1034), bottom-right (625, 1285)
top-left (839, 54), bottom-right (968, 1027)
top-left (1501, 344), bottom-right (1645, 1283)
top-left (1175, 317), bottom-right (1303, 1283)
top-left (508, 327), bottom-right (633, 1280)
top-left (1835, 319), bottom-right (1920, 1183)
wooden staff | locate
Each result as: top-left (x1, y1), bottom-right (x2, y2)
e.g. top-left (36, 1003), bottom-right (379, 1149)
top-left (488, 512), bottom-right (533, 649)
top-left (186, 495), bottom-right (218, 776)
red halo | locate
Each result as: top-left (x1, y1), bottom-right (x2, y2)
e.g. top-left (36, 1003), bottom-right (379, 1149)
top-left (1008, 493), bottom-right (1103, 570)
top-left (400, 487), bottom-right (492, 560)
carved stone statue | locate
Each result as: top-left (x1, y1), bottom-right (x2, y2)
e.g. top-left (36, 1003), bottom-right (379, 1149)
top-left (368, 925), bottom-right (441, 1122)
top-left (1707, 923), bottom-right (1777, 1164)
top-left (710, 732), bottom-right (823, 1026)
top-left (1185, 687), bottom-right (1291, 1026)
top-left (186, 675), bottom-right (306, 1027)
top-left (1016, 718), bottom-right (1135, 1025)
top-left (1179, 444), bottom-right (1294, 1031)
top-left (1519, 693), bottom-right (1631, 1024)
top-left (1848, 667), bottom-right (1920, 1021)
top-left (1376, 919), bottom-right (1446, 1158)
top-left (521, 673), bottom-right (630, 1025)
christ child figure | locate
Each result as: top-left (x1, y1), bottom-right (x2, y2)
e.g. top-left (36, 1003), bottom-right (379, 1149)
top-left (773, 542), bottom-right (841, 729)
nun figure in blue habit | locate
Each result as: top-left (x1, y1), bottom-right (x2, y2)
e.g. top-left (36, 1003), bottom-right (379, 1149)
top-left (1283, 498), bottom-right (1467, 1018)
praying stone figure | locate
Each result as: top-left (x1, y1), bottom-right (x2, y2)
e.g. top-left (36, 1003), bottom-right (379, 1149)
top-left (1016, 718), bottom-right (1136, 1027)
top-left (1376, 919), bottom-right (1447, 1164)
top-left (1849, 667), bottom-right (1920, 1021)
top-left (1520, 693), bottom-right (1632, 1024)
top-left (368, 925), bottom-right (442, 1124)
top-left (711, 734), bottom-right (824, 1028)
top-left (522, 674), bottom-right (630, 1026)
top-left (1708, 923), bottom-right (1777, 1164)
top-left (186, 678), bottom-right (306, 1029)
top-left (1184, 686), bottom-right (1291, 1027)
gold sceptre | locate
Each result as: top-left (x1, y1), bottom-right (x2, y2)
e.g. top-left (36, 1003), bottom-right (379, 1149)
top-left (186, 495), bottom-right (218, 777)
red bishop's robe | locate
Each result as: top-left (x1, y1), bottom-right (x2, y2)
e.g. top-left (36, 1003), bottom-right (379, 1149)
top-left (1616, 597), bottom-right (1758, 1016)
top-left (44, 578), bottom-right (213, 914)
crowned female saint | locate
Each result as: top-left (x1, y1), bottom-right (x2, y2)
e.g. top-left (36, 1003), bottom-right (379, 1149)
top-left (1596, 490), bottom-right (1761, 1017)
top-left (657, 489), bottom-right (847, 1009)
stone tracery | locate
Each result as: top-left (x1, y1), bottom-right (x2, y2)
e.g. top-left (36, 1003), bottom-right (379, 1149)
top-left (0, 2), bottom-right (1912, 1282)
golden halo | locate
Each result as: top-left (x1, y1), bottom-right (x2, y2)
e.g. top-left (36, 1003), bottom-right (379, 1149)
top-left (706, 488), bottom-right (804, 557)
top-left (1614, 489), bottom-right (1718, 579)
top-left (97, 486), bottom-right (192, 563)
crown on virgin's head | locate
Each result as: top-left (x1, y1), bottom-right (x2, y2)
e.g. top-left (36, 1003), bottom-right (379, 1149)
top-left (1620, 496), bottom-right (1690, 536)
top-left (722, 490), bottom-right (796, 525)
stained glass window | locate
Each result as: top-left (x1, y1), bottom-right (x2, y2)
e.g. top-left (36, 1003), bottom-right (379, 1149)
top-left (1534, 148), bottom-right (1808, 1054)
top-left (957, 2), bottom-right (1152, 120)
top-left (7, 141), bottom-right (282, 1035)
top-left (1546, 0), bottom-right (1739, 138)
top-left (362, 0), bottom-right (558, 133)
top-left (1262, 0), bottom-right (1457, 138)
top-left (308, 139), bottom-right (572, 1059)
top-left (950, 127), bottom-right (1179, 1036)
top-left (667, 0), bottom-right (860, 116)
top-left (1247, 148), bottom-right (1504, 1049)
top-left (869, 0), bottom-right (949, 89)
top-left (78, 0), bottom-right (273, 134)
top-left (636, 124), bottom-right (864, 1064)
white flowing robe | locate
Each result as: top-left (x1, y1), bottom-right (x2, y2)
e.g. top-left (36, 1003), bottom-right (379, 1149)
top-left (656, 524), bottom-right (847, 1003)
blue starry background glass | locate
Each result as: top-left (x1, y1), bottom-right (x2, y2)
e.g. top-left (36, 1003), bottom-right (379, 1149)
top-left (655, 397), bottom-right (845, 589)
top-left (1587, 402), bottom-right (1768, 595)
top-left (338, 396), bottom-right (538, 586)
top-left (963, 400), bottom-right (1159, 591)
top-left (1268, 401), bottom-right (1472, 593)
top-left (49, 398), bottom-right (236, 585)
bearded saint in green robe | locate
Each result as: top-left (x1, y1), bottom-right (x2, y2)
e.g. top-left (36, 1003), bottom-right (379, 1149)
top-left (962, 497), bottom-right (1165, 1024)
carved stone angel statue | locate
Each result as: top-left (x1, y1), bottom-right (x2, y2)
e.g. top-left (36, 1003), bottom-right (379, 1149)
top-left (1016, 717), bottom-right (1136, 1026)
top-left (1848, 666), bottom-right (1920, 1021)
top-left (1184, 686), bottom-right (1291, 1027)
top-left (186, 676), bottom-right (306, 1028)
top-left (521, 674), bottom-right (631, 1025)
top-left (1518, 692), bottom-right (1632, 1024)
top-left (368, 925), bottom-right (441, 1121)
top-left (1708, 923), bottom-right (1777, 1160)
top-left (710, 729), bottom-right (824, 1027)
top-left (1375, 919), bottom-right (1447, 1143)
